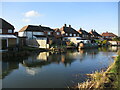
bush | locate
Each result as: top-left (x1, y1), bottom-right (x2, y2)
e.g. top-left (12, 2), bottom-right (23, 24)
top-left (112, 37), bottom-right (120, 41)
top-left (66, 41), bottom-right (75, 46)
top-left (95, 40), bottom-right (102, 44)
top-left (102, 40), bottom-right (108, 45)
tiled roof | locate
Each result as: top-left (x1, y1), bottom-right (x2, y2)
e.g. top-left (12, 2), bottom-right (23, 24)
top-left (89, 30), bottom-right (101, 36)
top-left (78, 29), bottom-right (91, 36)
top-left (101, 32), bottom-right (117, 37)
top-left (0, 18), bottom-right (14, 30)
top-left (59, 25), bottom-right (80, 35)
top-left (19, 25), bottom-right (54, 32)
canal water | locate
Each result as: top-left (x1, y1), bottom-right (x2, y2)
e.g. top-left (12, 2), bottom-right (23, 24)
top-left (1, 47), bottom-right (119, 88)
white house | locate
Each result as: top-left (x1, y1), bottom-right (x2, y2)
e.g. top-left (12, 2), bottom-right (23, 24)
top-left (19, 25), bottom-right (54, 48)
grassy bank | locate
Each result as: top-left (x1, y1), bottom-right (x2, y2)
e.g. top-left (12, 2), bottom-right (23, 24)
top-left (77, 50), bottom-right (120, 89)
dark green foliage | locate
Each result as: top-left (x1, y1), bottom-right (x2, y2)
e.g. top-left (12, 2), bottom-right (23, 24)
top-left (112, 37), bottom-right (120, 41)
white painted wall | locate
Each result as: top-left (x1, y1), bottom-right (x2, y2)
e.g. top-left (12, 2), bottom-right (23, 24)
top-left (109, 41), bottom-right (117, 45)
top-left (19, 31), bottom-right (44, 39)
top-left (64, 37), bottom-right (91, 46)
top-left (26, 38), bottom-right (49, 48)
top-left (64, 37), bottom-right (82, 46)
top-left (37, 39), bottom-right (49, 48)
top-left (19, 32), bottom-right (26, 37)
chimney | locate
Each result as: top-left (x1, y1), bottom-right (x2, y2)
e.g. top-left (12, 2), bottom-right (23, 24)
top-left (80, 28), bottom-right (82, 30)
top-left (69, 25), bottom-right (71, 28)
top-left (91, 29), bottom-right (93, 32)
top-left (64, 24), bottom-right (66, 27)
top-left (39, 25), bottom-right (41, 27)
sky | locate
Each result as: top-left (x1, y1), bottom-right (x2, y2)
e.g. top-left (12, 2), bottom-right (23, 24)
top-left (0, 2), bottom-right (118, 35)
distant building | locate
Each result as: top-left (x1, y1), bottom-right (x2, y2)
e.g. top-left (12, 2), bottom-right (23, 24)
top-left (59, 24), bottom-right (82, 46)
top-left (89, 29), bottom-right (101, 39)
top-left (19, 25), bottom-right (55, 48)
top-left (0, 18), bottom-right (18, 49)
top-left (101, 32), bottom-right (117, 40)
top-left (53, 28), bottom-right (62, 39)
top-left (78, 28), bottom-right (91, 40)
top-left (59, 24), bottom-right (81, 38)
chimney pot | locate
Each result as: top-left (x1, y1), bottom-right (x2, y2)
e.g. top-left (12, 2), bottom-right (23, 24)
top-left (64, 24), bottom-right (66, 27)
top-left (69, 25), bottom-right (71, 28)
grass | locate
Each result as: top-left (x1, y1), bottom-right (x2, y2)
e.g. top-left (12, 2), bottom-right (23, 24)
top-left (77, 50), bottom-right (120, 89)
top-left (108, 55), bottom-right (120, 89)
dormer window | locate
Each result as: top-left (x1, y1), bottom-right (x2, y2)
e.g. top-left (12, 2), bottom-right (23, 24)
top-left (56, 32), bottom-right (60, 35)
top-left (48, 32), bottom-right (51, 35)
top-left (8, 29), bottom-right (12, 33)
top-left (74, 34), bottom-right (76, 36)
top-left (70, 33), bottom-right (72, 36)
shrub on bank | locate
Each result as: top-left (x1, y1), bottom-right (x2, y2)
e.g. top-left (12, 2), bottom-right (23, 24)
top-left (112, 37), bottom-right (120, 41)
top-left (66, 41), bottom-right (75, 46)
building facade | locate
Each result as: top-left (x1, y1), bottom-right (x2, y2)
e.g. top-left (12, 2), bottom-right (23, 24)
top-left (78, 28), bottom-right (91, 40)
top-left (0, 18), bottom-right (18, 49)
top-left (89, 29), bottom-right (101, 39)
top-left (19, 25), bottom-right (55, 48)
top-left (101, 32), bottom-right (117, 40)
top-left (59, 24), bottom-right (82, 46)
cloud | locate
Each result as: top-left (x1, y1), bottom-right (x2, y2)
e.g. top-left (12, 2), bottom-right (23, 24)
top-left (22, 18), bottom-right (31, 22)
top-left (24, 10), bottom-right (40, 17)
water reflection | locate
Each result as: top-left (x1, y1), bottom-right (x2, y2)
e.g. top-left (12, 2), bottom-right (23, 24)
top-left (25, 67), bottom-right (41, 76)
top-left (1, 46), bottom-right (119, 88)
top-left (2, 61), bottom-right (19, 79)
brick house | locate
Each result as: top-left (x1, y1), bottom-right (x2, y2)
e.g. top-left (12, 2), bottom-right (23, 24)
top-left (53, 28), bottom-right (62, 39)
top-left (78, 28), bottom-right (91, 40)
top-left (0, 18), bottom-right (18, 49)
top-left (89, 29), bottom-right (101, 39)
top-left (18, 25), bottom-right (55, 48)
top-left (101, 32), bottom-right (117, 40)
top-left (59, 24), bottom-right (82, 46)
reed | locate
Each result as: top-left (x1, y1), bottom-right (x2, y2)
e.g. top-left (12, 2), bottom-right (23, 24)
top-left (77, 53), bottom-right (120, 89)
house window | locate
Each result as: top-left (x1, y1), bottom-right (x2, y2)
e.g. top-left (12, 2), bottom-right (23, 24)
top-left (0, 29), bottom-right (2, 33)
top-left (56, 32), bottom-right (60, 35)
top-left (70, 33), bottom-right (72, 36)
top-left (74, 34), bottom-right (76, 36)
top-left (66, 33), bottom-right (68, 36)
top-left (48, 32), bottom-right (51, 35)
top-left (8, 29), bottom-right (12, 33)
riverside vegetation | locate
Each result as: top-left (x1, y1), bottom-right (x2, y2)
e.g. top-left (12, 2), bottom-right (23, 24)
top-left (77, 50), bottom-right (120, 89)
